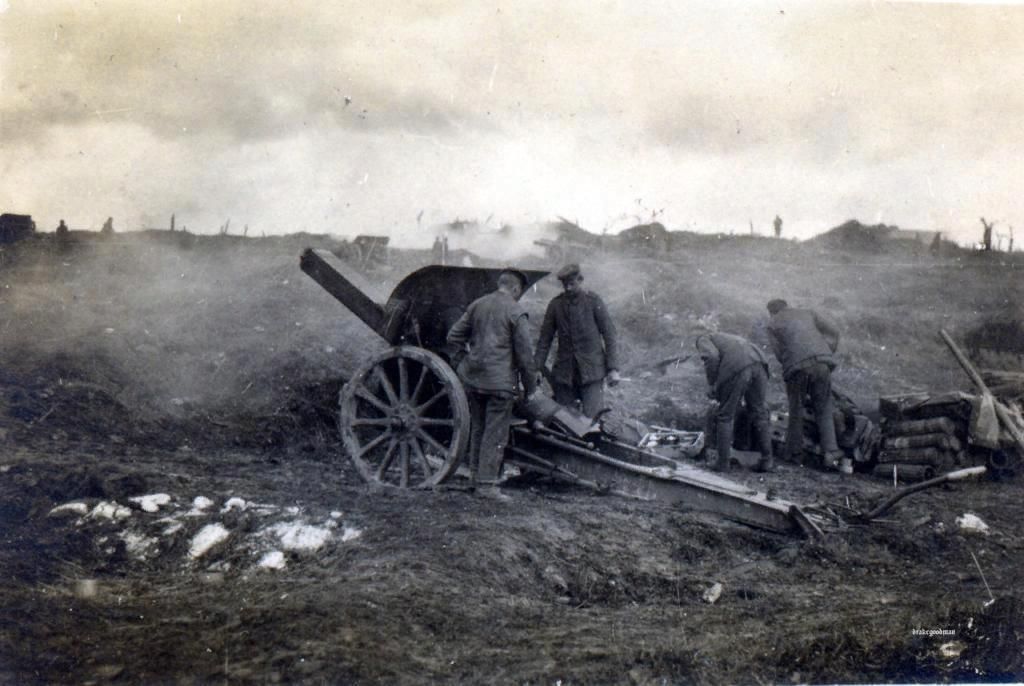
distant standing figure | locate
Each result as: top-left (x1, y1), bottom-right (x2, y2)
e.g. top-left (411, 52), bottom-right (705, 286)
top-left (534, 263), bottom-right (621, 418)
top-left (980, 217), bottom-right (995, 251)
top-left (55, 219), bottom-right (68, 237)
top-left (696, 332), bottom-right (774, 473)
top-left (773, 215), bottom-right (783, 239)
top-left (431, 236), bottom-right (443, 263)
top-left (101, 217), bottom-right (114, 234)
top-left (446, 269), bottom-right (538, 491)
top-left (766, 299), bottom-right (845, 471)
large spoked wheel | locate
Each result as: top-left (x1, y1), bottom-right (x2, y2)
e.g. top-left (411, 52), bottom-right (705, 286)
top-left (339, 346), bottom-right (469, 488)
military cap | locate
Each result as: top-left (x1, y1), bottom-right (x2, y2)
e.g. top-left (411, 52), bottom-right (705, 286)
top-left (766, 298), bottom-right (789, 314)
top-left (556, 263), bottom-right (582, 282)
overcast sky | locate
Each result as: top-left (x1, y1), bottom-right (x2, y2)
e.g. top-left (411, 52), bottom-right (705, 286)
top-left (2, 0), bottom-right (1022, 246)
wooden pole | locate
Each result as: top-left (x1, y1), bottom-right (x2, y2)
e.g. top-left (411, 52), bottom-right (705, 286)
top-left (939, 328), bottom-right (1024, 456)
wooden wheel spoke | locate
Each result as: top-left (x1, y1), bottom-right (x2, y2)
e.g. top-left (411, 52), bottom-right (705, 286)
top-left (410, 364), bottom-right (428, 404)
top-left (355, 385), bottom-right (391, 413)
top-left (399, 440), bottom-right (410, 488)
top-left (418, 417), bottom-right (454, 428)
top-left (415, 427), bottom-right (450, 457)
top-left (398, 357), bottom-right (409, 401)
top-left (372, 366), bottom-right (400, 406)
top-left (356, 429), bottom-right (395, 461)
top-left (342, 347), bottom-right (469, 488)
top-left (351, 417), bottom-right (396, 428)
top-left (416, 387), bottom-right (449, 414)
top-left (409, 437), bottom-right (434, 477)
top-left (374, 436), bottom-right (400, 481)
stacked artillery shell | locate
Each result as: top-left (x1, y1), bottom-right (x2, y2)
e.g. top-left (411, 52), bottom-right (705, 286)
top-left (871, 463), bottom-right (936, 483)
top-left (879, 405), bottom-right (968, 473)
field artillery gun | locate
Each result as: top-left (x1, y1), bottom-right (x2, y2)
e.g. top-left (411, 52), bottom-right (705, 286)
top-left (300, 248), bottom-right (822, 538)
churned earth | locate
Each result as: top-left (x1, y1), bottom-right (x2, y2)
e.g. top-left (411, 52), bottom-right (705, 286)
top-left (0, 230), bottom-right (1022, 684)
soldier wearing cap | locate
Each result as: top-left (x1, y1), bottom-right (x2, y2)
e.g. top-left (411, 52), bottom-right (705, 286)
top-left (447, 268), bottom-right (538, 491)
top-left (534, 263), bottom-right (621, 418)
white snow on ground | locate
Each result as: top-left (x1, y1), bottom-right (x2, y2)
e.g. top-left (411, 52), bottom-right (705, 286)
top-left (956, 513), bottom-right (990, 534)
top-left (49, 502), bottom-right (89, 516)
top-left (220, 497), bottom-right (248, 513)
top-left (160, 519), bottom-right (184, 536)
top-left (88, 501), bottom-right (132, 520)
top-left (341, 526), bottom-right (362, 542)
top-left (189, 523), bottom-right (231, 559)
top-left (188, 496), bottom-right (215, 516)
top-left (129, 493), bottom-right (171, 513)
top-left (259, 551), bottom-right (286, 569)
top-left (120, 531), bottom-right (158, 559)
top-left (264, 521), bottom-right (333, 551)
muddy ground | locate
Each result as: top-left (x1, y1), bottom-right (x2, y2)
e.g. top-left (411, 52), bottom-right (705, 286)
top-left (1, 231), bottom-right (1022, 684)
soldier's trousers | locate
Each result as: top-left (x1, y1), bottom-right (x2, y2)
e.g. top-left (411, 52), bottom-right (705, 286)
top-left (466, 388), bottom-right (515, 484)
top-left (553, 380), bottom-right (604, 418)
top-left (784, 361), bottom-right (839, 460)
top-left (712, 364), bottom-right (772, 462)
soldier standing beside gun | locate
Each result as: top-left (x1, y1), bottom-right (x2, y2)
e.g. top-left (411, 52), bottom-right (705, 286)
top-left (696, 332), bottom-right (774, 473)
top-left (447, 269), bottom-right (538, 493)
top-left (534, 264), bottom-right (621, 418)
top-left (766, 298), bottom-right (845, 471)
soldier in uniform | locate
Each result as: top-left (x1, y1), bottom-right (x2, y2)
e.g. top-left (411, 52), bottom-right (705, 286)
top-left (696, 332), bottom-right (774, 472)
top-left (534, 264), bottom-right (621, 418)
top-left (766, 298), bottom-right (845, 470)
top-left (447, 269), bottom-right (538, 492)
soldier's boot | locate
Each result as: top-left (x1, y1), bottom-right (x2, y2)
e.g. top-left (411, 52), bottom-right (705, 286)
top-left (754, 454), bottom-right (775, 473)
top-left (708, 451), bottom-right (731, 473)
top-left (822, 450), bottom-right (844, 471)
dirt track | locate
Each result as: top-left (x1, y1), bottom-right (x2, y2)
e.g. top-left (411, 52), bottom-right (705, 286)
top-left (1, 232), bottom-right (1022, 684)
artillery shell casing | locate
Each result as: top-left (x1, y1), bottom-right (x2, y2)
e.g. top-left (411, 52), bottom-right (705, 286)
top-left (883, 433), bottom-right (962, 452)
top-left (883, 417), bottom-right (959, 437)
top-left (872, 463), bottom-right (936, 482)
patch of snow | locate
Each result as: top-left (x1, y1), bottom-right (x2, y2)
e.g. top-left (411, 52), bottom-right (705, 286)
top-left (129, 493), bottom-right (171, 513)
top-left (702, 582), bottom-right (723, 604)
top-left (189, 523), bottom-right (230, 559)
top-left (265, 521), bottom-right (332, 551)
top-left (187, 496), bottom-right (215, 516)
top-left (220, 497), bottom-right (248, 513)
top-left (244, 501), bottom-right (276, 513)
top-left (49, 502), bottom-right (89, 517)
top-left (161, 520), bottom-right (183, 536)
top-left (120, 531), bottom-right (158, 559)
top-left (88, 501), bottom-right (132, 520)
top-left (955, 513), bottom-right (990, 534)
top-left (341, 526), bottom-right (362, 542)
top-left (259, 551), bottom-right (286, 570)
top-left (285, 506), bottom-right (300, 515)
